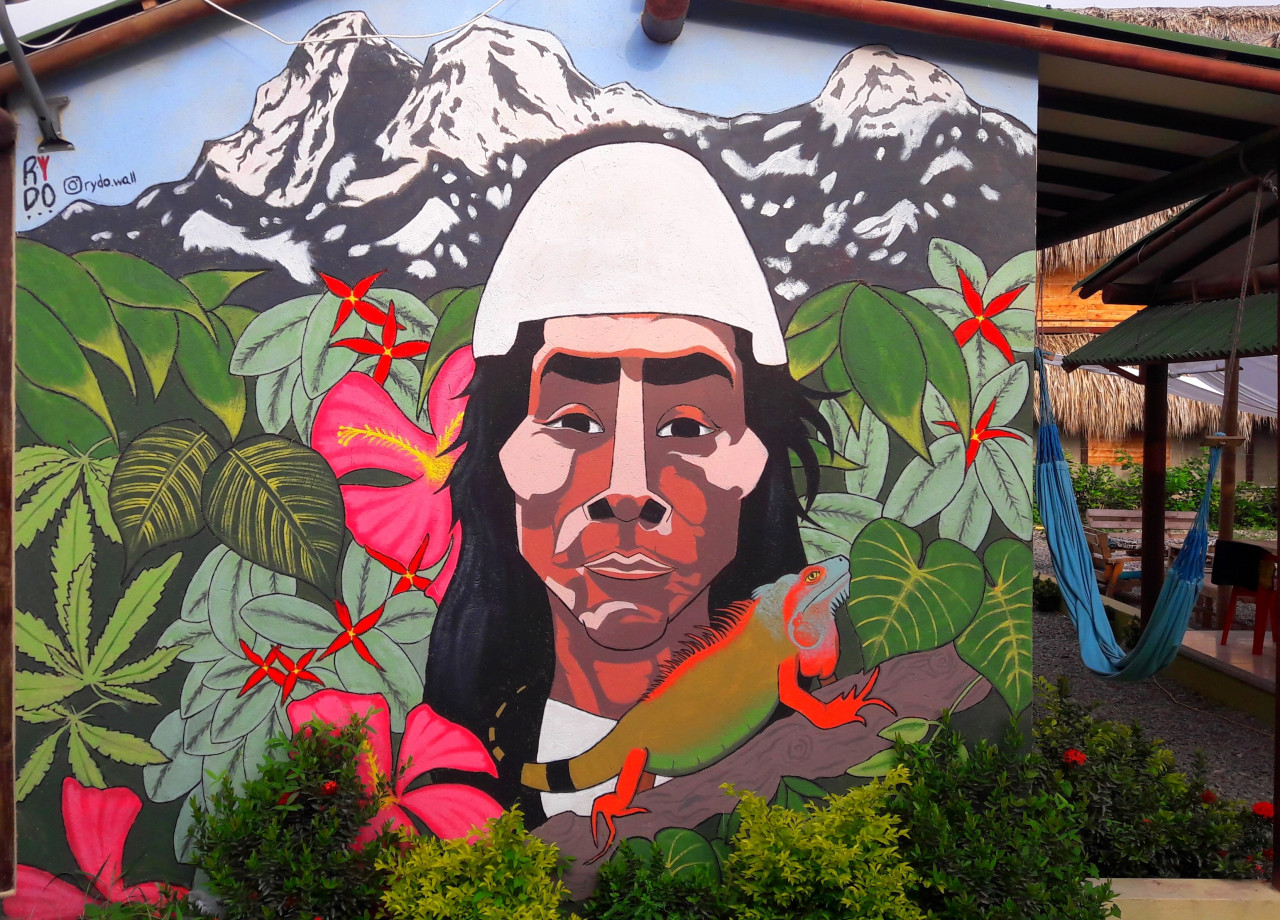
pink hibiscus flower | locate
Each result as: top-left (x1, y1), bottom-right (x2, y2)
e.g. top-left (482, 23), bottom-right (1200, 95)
top-left (287, 689), bottom-right (502, 844)
top-left (311, 348), bottom-right (473, 603)
top-left (4, 779), bottom-right (186, 920)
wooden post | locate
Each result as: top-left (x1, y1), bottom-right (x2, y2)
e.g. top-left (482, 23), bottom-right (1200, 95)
top-left (1215, 358), bottom-right (1241, 626)
top-left (1141, 363), bottom-right (1169, 627)
top-left (0, 107), bottom-right (15, 899)
top-left (1274, 193), bottom-right (1279, 894)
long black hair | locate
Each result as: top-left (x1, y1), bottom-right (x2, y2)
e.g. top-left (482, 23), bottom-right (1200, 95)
top-left (423, 322), bottom-right (829, 818)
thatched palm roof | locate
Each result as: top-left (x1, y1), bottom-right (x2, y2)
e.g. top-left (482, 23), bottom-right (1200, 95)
top-left (1037, 334), bottom-right (1269, 440)
top-left (1040, 6), bottom-right (1280, 276)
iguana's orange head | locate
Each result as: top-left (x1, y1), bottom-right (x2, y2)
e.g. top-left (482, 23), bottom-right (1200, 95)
top-left (777, 556), bottom-right (849, 680)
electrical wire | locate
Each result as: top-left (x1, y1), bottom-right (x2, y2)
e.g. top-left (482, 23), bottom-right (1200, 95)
top-left (197, 0), bottom-right (512, 45)
top-left (19, 22), bottom-right (77, 50)
top-left (1150, 676), bottom-right (1272, 738)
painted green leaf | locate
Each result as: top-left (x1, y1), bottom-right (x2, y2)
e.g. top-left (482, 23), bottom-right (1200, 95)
top-left (820, 356), bottom-right (865, 434)
top-left (844, 407), bottom-right (889, 499)
top-left (938, 467), bottom-right (993, 551)
top-left (334, 629), bottom-right (421, 732)
top-left (59, 559), bottom-right (94, 674)
top-left (17, 238), bottom-right (135, 391)
top-left (176, 313), bottom-right (246, 441)
top-left (68, 725), bottom-right (106, 787)
top-left (144, 711), bottom-right (203, 803)
top-left (15, 610), bottom-right (68, 670)
top-left (786, 283), bottom-right (850, 337)
top-left (368, 287), bottom-right (438, 343)
top-left (231, 294), bottom-right (316, 377)
top-left (418, 286), bottom-right (482, 411)
top-left (77, 722), bottom-right (167, 766)
top-left (15, 671), bottom-right (82, 709)
top-left (51, 491), bottom-right (93, 625)
top-left (203, 655), bottom-right (260, 693)
top-left (291, 375), bottom-right (322, 442)
top-left (100, 645), bottom-right (185, 689)
top-left (909, 285), bottom-right (970, 329)
top-left (839, 283), bottom-right (928, 456)
top-left (846, 747), bottom-right (898, 778)
top-left (202, 435), bottom-right (344, 592)
top-left (209, 550), bottom-right (255, 653)
top-left (17, 707), bottom-right (66, 724)
top-left (16, 729), bottom-right (64, 802)
top-left (181, 545), bottom-right (230, 624)
top-left (773, 776), bottom-right (828, 811)
top-left (209, 681), bottom-right (278, 745)
top-left (112, 301), bottom-right (178, 396)
top-left (377, 592), bottom-right (438, 644)
top-left (89, 553), bottom-right (181, 678)
top-left (882, 288), bottom-right (971, 439)
top-left (845, 518), bottom-right (985, 668)
top-left (342, 542), bottom-right (393, 619)
top-left (16, 289), bottom-right (116, 439)
top-left (180, 662), bottom-right (221, 718)
top-left (798, 440), bottom-right (859, 472)
top-left (800, 525), bottom-right (850, 564)
top-left (877, 717), bottom-right (934, 745)
top-left (109, 421), bottom-right (220, 568)
top-left (183, 697), bottom-right (245, 755)
top-left (976, 438), bottom-right (1033, 540)
top-left (785, 317), bottom-right (838, 381)
top-left (819, 399), bottom-right (851, 454)
top-left (256, 363), bottom-right (302, 434)
top-left (652, 827), bottom-right (721, 882)
top-left (927, 238), bottom-right (988, 294)
top-left (82, 460), bottom-right (121, 544)
top-left (974, 361), bottom-right (1029, 430)
top-left (14, 461), bottom-right (79, 550)
top-left (882, 433), bottom-right (965, 527)
top-left (806, 492), bottom-right (881, 544)
top-left (181, 269), bottom-right (263, 311)
top-left (957, 540), bottom-right (1033, 714)
top-left (301, 291), bottom-right (360, 399)
top-left (15, 445), bottom-right (74, 492)
top-left (215, 305), bottom-right (257, 341)
top-left (75, 250), bottom-right (213, 335)
top-left (16, 374), bottom-right (113, 456)
top-left (382, 356), bottom-right (423, 422)
top-left (16, 456), bottom-right (77, 518)
top-left (983, 250), bottom-right (1035, 308)
top-left (241, 594), bottom-right (338, 647)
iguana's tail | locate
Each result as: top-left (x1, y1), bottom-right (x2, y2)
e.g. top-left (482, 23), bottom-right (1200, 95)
top-left (520, 760), bottom-right (577, 793)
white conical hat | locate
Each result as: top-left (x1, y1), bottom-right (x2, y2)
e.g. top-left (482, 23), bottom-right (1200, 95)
top-left (472, 142), bottom-right (786, 365)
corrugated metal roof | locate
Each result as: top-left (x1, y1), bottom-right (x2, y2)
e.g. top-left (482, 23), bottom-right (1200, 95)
top-left (1062, 293), bottom-right (1277, 367)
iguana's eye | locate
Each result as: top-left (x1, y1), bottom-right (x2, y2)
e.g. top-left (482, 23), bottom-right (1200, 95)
top-left (805, 569), bottom-right (822, 584)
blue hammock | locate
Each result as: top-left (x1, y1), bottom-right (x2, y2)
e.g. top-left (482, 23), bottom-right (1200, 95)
top-left (1035, 350), bottom-right (1222, 680)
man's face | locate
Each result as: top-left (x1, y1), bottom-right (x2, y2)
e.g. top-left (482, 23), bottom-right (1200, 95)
top-left (499, 314), bottom-right (769, 651)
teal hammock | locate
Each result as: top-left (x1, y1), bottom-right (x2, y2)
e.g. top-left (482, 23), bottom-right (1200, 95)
top-left (1035, 350), bottom-right (1222, 680)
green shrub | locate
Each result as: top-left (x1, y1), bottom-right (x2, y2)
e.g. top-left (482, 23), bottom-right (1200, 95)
top-left (189, 714), bottom-right (397, 920)
top-left (80, 892), bottom-right (196, 919)
top-left (378, 806), bottom-right (570, 920)
top-left (583, 842), bottom-right (727, 920)
top-left (721, 767), bottom-right (929, 920)
top-left (1033, 576), bottom-right (1063, 612)
top-left (1035, 677), bottom-right (1273, 879)
top-left (891, 719), bottom-right (1117, 920)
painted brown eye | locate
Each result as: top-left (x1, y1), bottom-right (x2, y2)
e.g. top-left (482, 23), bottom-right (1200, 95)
top-left (547, 413), bottom-right (603, 434)
top-left (657, 418), bottom-right (713, 438)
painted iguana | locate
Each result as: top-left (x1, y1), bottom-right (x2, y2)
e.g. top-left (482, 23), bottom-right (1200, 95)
top-left (520, 555), bottom-right (894, 858)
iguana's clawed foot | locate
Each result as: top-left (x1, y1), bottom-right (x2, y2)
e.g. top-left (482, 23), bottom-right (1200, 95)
top-left (824, 666), bottom-right (895, 726)
top-left (587, 792), bottom-right (648, 863)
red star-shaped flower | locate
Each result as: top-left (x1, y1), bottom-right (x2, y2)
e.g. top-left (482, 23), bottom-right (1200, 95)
top-left (953, 269), bottom-right (1027, 364)
top-left (935, 397), bottom-right (1025, 469)
top-left (319, 271), bottom-right (394, 334)
top-left (330, 301), bottom-right (431, 384)
top-left (318, 599), bottom-right (385, 669)
top-left (238, 639), bottom-right (285, 697)
top-left (269, 648), bottom-right (324, 702)
top-left (366, 533), bottom-right (434, 596)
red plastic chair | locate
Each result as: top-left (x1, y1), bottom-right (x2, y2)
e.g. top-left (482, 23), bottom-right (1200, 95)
top-left (1214, 540), bottom-right (1278, 655)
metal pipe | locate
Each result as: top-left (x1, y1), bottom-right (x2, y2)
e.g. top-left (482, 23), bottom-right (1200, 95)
top-left (0, 105), bottom-right (16, 900)
top-left (740, 0), bottom-right (1280, 95)
top-left (0, 0), bottom-right (258, 97)
top-left (1141, 363), bottom-right (1169, 627)
top-left (642, 0), bottom-right (690, 43)
top-left (0, 3), bottom-right (71, 151)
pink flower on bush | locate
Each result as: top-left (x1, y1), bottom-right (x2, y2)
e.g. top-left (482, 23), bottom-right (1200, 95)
top-left (311, 348), bottom-right (473, 603)
top-left (1062, 748), bottom-right (1087, 767)
top-left (3, 779), bottom-right (186, 920)
top-left (287, 689), bottom-right (502, 845)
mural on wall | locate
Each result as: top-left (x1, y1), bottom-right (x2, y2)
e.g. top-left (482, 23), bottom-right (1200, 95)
top-left (10, 9), bottom-right (1037, 908)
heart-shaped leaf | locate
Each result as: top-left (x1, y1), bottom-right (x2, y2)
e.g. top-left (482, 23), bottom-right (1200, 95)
top-left (417, 286), bottom-right (482, 411)
top-left (202, 436), bottom-right (344, 592)
top-left (957, 540), bottom-right (1033, 714)
top-left (846, 518), bottom-right (984, 668)
top-left (653, 827), bottom-right (721, 881)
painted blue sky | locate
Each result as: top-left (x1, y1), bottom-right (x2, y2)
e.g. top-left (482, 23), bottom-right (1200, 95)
top-left (14, 0), bottom-right (1036, 231)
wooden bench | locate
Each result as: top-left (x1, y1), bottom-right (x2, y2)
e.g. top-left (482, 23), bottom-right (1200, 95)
top-left (1084, 527), bottom-right (1143, 597)
top-left (1084, 509), bottom-right (1198, 545)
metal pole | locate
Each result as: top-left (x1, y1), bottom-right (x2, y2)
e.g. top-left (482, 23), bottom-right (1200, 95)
top-left (1141, 363), bottom-right (1169, 627)
top-left (0, 4), bottom-right (71, 151)
top-left (0, 106), bottom-right (16, 899)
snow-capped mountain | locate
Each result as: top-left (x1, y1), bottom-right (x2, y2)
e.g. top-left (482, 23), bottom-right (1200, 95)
top-left (30, 13), bottom-right (1035, 315)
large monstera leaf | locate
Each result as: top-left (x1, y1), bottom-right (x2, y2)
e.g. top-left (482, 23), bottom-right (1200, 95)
top-left (845, 519), bottom-right (985, 669)
top-left (202, 436), bottom-right (344, 592)
top-left (785, 281), bottom-right (970, 458)
top-left (956, 540), bottom-right (1033, 714)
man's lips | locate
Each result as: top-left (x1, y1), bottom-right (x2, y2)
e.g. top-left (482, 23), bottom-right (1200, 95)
top-left (583, 552), bottom-right (675, 580)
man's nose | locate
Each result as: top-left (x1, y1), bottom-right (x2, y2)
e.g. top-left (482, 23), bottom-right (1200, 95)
top-left (586, 379), bottom-right (670, 527)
